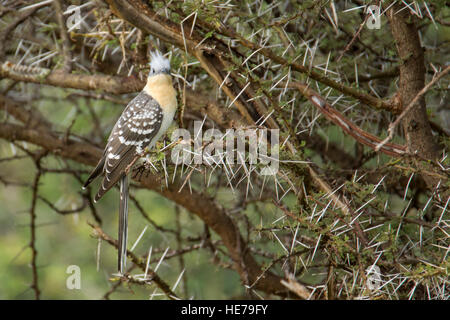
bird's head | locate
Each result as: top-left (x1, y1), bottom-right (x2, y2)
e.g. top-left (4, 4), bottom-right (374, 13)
top-left (144, 51), bottom-right (176, 107)
top-left (148, 51), bottom-right (171, 77)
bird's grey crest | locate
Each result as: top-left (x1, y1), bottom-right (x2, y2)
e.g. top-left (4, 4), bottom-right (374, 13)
top-left (149, 51), bottom-right (170, 76)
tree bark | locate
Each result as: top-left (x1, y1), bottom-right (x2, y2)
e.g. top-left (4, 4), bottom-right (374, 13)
top-left (387, 6), bottom-right (439, 160)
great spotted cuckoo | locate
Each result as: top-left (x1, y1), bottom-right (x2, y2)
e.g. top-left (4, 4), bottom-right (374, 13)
top-left (83, 51), bottom-right (177, 274)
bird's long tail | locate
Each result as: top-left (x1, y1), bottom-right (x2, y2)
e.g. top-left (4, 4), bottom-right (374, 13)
top-left (118, 174), bottom-right (129, 274)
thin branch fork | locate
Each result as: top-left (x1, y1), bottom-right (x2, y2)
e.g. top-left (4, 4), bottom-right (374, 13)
top-left (53, 0), bottom-right (73, 73)
top-left (288, 81), bottom-right (407, 157)
top-left (375, 66), bottom-right (450, 153)
top-left (0, 4), bottom-right (46, 60)
top-left (88, 223), bottom-right (179, 299)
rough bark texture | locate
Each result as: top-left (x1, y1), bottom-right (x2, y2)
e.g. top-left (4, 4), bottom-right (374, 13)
top-left (387, 7), bottom-right (439, 160)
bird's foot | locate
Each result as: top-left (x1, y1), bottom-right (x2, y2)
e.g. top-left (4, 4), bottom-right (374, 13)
top-left (132, 164), bottom-right (148, 181)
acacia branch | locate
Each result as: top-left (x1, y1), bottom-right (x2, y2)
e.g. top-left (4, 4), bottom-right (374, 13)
top-left (289, 81), bottom-right (407, 157)
top-left (0, 62), bottom-right (144, 94)
top-left (53, 0), bottom-right (73, 73)
top-left (29, 161), bottom-right (42, 300)
top-left (0, 4), bottom-right (45, 60)
top-left (105, 0), bottom-right (398, 115)
top-left (88, 223), bottom-right (178, 299)
top-left (376, 66), bottom-right (450, 152)
top-left (0, 113), bottom-right (304, 299)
